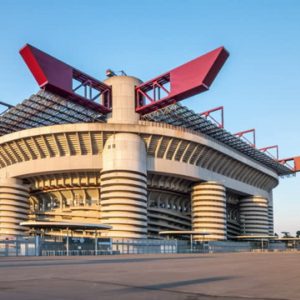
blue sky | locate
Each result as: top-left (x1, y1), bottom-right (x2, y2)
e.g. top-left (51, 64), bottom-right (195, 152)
top-left (0, 0), bottom-right (299, 235)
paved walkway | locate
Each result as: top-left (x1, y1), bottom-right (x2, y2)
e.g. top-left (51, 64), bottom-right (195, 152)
top-left (0, 252), bottom-right (299, 300)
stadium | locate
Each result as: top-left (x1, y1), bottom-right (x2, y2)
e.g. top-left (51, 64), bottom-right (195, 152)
top-left (0, 44), bottom-right (299, 242)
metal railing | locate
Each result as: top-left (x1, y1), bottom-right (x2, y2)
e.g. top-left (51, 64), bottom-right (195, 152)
top-left (1, 237), bottom-right (299, 257)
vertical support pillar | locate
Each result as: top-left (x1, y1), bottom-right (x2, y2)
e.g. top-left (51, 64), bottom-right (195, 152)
top-left (35, 234), bottom-right (40, 256)
top-left (239, 196), bottom-right (269, 236)
top-left (100, 76), bottom-right (147, 240)
top-left (95, 230), bottom-right (98, 255)
top-left (191, 181), bottom-right (227, 241)
top-left (0, 178), bottom-right (30, 238)
top-left (66, 228), bottom-right (69, 256)
top-left (104, 76), bottom-right (142, 124)
top-left (268, 192), bottom-right (274, 236)
top-left (100, 133), bottom-right (148, 239)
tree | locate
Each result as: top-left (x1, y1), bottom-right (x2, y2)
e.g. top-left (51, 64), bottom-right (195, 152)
top-left (282, 231), bottom-right (291, 238)
top-left (296, 231), bottom-right (300, 238)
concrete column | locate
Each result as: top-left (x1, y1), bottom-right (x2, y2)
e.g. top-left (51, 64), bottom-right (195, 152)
top-left (191, 181), bottom-right (227, 241)
top-left (268, 193), bottom-right (274, 236)
top-left (239, 196), bottom-right (269, 236)
top-left (0, 178), bottom-right (30, 238)
top-left (100, 133), bottom-right (148, 239)
top-left (104, 76), bottom-right (142, 124)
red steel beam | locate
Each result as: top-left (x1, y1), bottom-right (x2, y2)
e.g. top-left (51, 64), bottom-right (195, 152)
top-left (200, 106), bottom-right (224, 128)
top-left (278, 156), bottom-right (300, 172)
top-left (20, 44), bottom-right (112, 114)
top-left (259, 145), bottom-right (279, 160)
top-left (135, 47), bottom-right (229, 114)
top-left (234, 128), bottom-right (256, 148)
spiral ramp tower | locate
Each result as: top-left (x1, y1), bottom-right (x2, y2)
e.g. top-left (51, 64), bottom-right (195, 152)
top-left (239, 196), bottom-right (269, 236)
top-left (0, 43), bottom-right (298, 241)
top-left (0, 178), bottom-right (29, 237)
top-left (100, 133), bottom-right (148, 239)
top-left (191, 182), bottom-right (227, 240)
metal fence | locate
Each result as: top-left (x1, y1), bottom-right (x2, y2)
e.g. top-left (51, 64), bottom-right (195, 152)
top-left (0, 237), bottom-right (189, 256)
top-left (0, 237), bottom-right (38, 256)
top-left (0, 236), bottom-right (299, 257)
top-left (111, 239), bottom-right (186, 254)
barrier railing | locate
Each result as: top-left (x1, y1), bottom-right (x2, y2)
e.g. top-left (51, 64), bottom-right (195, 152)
top-left (1, 237), bottom-right (298, 257)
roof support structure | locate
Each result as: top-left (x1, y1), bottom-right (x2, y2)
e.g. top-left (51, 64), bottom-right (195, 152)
top-left (0, 91), bottom-right (106, 136)
top-left (259, 145), bottom-right (279, 160)
top-left (136, 47), bottom-right (229, 114)
top-left (142, 104), bottom-right (294, 175)
top-left (20, 44), bottom-right (112, 114)
top-left (200, 106), bottom-right (224, 128)
top-left (278, 156), bottom-right (300, 172)
top-left (234, 129), bottom-right (256, 148)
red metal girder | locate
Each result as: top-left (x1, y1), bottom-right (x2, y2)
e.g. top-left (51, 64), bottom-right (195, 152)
top-left (200, 106), bottom-right (224, 128)
top-left (234, 128), bottom-right (256, 147)
top-left (19, 44), bottom-right (112, 114)
top-left (259, 145), bottom-right (279, 160)
top-left (136, 47), bottom-right (229, 114)
top-left (278, 156), bottom-right (300, 172)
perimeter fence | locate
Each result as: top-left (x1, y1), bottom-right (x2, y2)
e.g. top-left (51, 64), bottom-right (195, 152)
top-left (0, 236), bottom-right (298, 257)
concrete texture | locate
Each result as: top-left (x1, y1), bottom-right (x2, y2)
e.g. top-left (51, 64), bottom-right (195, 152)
top-left (0, 252), bottom-right (299, 300)
top-left (0, 120), bottom-right (275, 239)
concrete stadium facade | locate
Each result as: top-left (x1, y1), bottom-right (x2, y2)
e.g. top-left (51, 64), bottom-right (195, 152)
top-left (0, 76), bottom-right (280, 241)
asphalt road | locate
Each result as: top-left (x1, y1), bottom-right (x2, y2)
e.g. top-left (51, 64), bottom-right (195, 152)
top-left (0, 252), bottom-right (299, 300)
